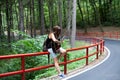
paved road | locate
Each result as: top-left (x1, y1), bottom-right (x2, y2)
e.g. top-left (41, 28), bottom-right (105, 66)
top-left (67, 39), bottom-right (120, 80)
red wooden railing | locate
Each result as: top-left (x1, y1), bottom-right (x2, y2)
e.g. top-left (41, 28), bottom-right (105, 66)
top-left (0, 37), bottom-right (104, 80)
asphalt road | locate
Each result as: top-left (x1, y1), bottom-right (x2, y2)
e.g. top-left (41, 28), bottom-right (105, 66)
top-left (67, 39), bottom-right (120, 80)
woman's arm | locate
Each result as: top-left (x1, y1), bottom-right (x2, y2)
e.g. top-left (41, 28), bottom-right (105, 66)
top-left (49, 33), bottom-right (61, 44)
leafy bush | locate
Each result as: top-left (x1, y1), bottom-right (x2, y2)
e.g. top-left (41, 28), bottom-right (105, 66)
top-left (11, 35), bottom-right (47, 54)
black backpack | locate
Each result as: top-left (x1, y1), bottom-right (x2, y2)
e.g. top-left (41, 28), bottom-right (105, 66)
top-left (42, 40), bottom-right (47, 51)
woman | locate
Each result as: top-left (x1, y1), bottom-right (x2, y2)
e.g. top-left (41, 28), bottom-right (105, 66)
top-left (43, 26), bottom-right (66, 78)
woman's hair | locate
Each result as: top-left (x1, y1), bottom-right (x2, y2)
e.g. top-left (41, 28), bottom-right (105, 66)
top-left (53, 26), bottom-right (61, 36)
top-left (53, 26), bottom-right (61, 32)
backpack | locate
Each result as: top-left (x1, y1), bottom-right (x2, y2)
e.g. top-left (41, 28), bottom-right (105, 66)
top-left (42, 40), bottom-right (47, 51)
top-left (42, 39), bottom-right (50, 64)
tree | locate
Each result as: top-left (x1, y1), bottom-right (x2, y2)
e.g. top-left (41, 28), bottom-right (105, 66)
top-left (0, 3), bottom-right (2, 42)
top-left (71, 0), bottom-right (77, 48)
top-left (66, 0), bottom-right (72, 44)
top-left (40, 0), bottom-right (45, 35)
top-left (48, 0), bottom-right (53, 30)
top-left (18, 0), bottom-right (24, 39)
top-left (6, 0), bottom-right (11, 43)
top-left (32, 0), bottom-right (36, 36)
top-left (77, 0), bottom-right (88, 33)
top-left (89, 0), bottom-right (103, 32)
top-left (58, 0), bottom-right (62, 29)
top-left (0, 0), bottom-right (120, 43)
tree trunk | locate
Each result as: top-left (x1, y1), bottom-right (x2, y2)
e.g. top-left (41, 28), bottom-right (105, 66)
top-left (32, 0), bottom-right (36, 37)
top-left (58, 0), bottom-right (62, 29)
top-left (63, 0), bottom-right (67, 27)
top-left (9, 1), bottom-right (14, 40)
top-left (71, 0), bottom-right (76, 48)
top-left (40, 0), bottom-right (45, 35)
top-left (89, 0), bottom-right (97, 26)
top-left (77, 0), bottom-right (87, 33)
top-left (66, 0), bottom-right (72, 41)
top-left (86, 0), bottom-right (90, 25)
top-left (18, 0), bottom-right (24, 39)
top-left (0, 4), bottom-right (2, 42)
top-left (89, 0), bottom-right (103, 32)
top-left (30, 0), bottom-right (33, 37)
top-left (48, 0), bottom-right (53, 30)
top-left (38, 0), bottom-right (41, 34)
top-left (6, 0), bottom-right (11, 43)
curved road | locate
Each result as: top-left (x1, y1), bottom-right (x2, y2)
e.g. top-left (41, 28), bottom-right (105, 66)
top-left (65, 39), bottom-right (120, 80)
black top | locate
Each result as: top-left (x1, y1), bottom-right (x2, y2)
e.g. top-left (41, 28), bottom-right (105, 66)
top-left (45, 37), bottom-right (54, 49)
top-left (43, 34), bottom-right (61, 53)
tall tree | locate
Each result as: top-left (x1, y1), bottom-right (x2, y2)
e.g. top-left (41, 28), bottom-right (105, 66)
top-left (58, 0), bottom-right (62, 29)
top-left (63, 0), bottom-right (67, 27)
top-left (32, 0), bottom-right (36, 36)
top-left (66, 0), bottom-right (72, 42)
top-left (89, 0), bottom-right (103, 32)
top-left (48, 0), bottom-right (53, 30)
top-left (18, 0), bottom-right (24, 39)
top-left (40, 0), bottom-right (45, 35)
top-left (6, 0), bottom-right (11, 43)
top-left (77, 0), bottom-right (87, 33)
top-left (71, 0), bottom-right (77, 48)
top-left (29, 0), bottom-right (35, 37)
top-left (0, 3), bottom-right (2, 42)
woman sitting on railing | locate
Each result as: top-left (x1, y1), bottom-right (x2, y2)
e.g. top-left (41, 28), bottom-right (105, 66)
top-left (43, 25), bottom-right (67, 79)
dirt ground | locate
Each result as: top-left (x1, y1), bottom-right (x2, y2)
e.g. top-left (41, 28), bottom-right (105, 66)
top-left (26, 26), bottom-right (120, 35)
top-left (79, 26), bottom-right (120, 32)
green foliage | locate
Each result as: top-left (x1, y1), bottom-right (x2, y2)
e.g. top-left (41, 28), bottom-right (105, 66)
top-left (12, 39), bottom-right (39, 53)
top-left (61, 39), bottom-right (70, 49)
top-left (11, 35), bottom-right (48, 79)
top-left (0, 59), bottom-right (21, 80)
top-left (33, 68), bottom-right (57, 80)
top-left (11, 35), bottom-right (47, 54)
top-left (0, 43), bottom-right (12, 55)
top-left (11, 29), bottom-right (31, 39)
top-left (0, 35), bottom-right (48, 80)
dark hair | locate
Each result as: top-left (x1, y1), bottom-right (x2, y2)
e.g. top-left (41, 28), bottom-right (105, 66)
top-left (53, 26), bottom-right (61, 36)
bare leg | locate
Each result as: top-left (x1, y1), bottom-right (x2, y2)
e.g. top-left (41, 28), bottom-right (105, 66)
top-left (53, 57), bottom-right (61, 74)
top-left (54, 52), bottom-right (66, 78)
